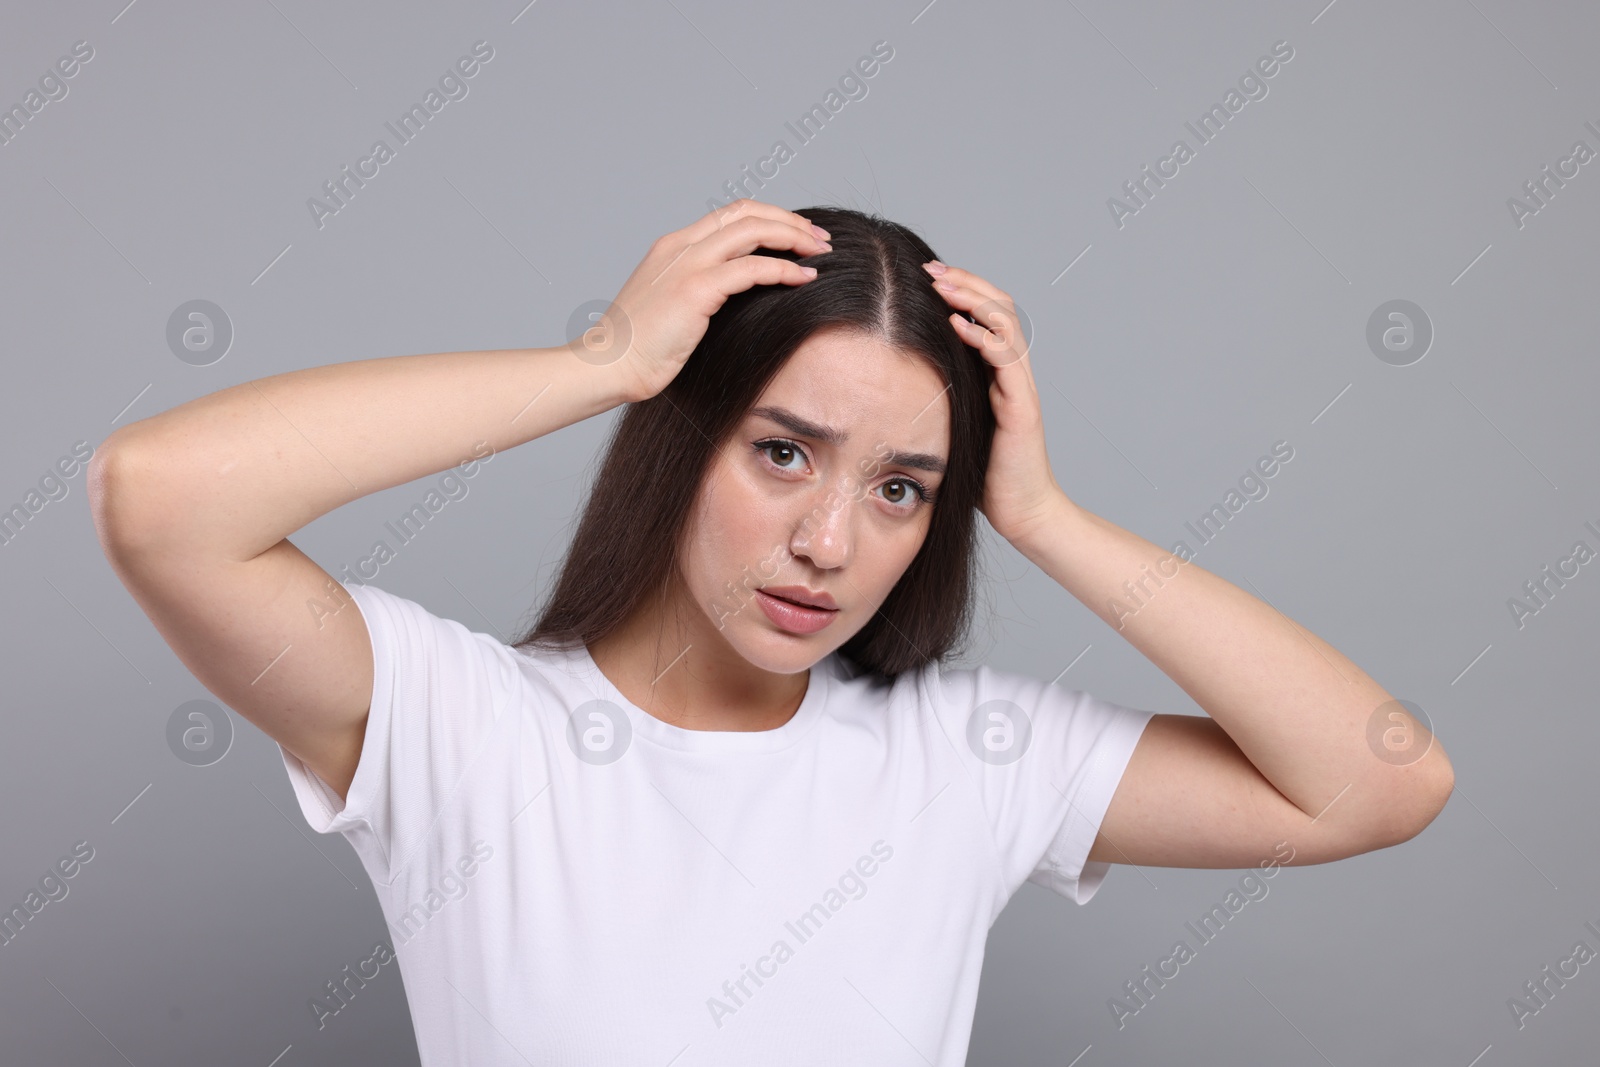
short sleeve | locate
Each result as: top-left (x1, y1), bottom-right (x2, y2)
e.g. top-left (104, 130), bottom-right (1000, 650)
top-left (927, 663), bottom-right (1155, 906)
top-left (277, 580), bottom-right (523, 885)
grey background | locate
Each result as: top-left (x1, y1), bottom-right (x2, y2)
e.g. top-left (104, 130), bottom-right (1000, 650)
top-left (2, 0), bottom-right (1594, 1063)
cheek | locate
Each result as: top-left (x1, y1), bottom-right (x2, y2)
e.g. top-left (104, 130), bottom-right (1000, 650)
top-left (687, 462), bottom-right (790, 585)
top-left (869, 518), bottom-right (932, 590)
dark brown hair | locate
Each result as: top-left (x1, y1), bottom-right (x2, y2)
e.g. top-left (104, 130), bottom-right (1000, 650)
top-left (510, 204), bottom-right (996, 679)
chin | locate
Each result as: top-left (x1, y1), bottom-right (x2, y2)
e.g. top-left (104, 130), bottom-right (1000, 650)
top-left (726, 615), bottom-right (843, 674)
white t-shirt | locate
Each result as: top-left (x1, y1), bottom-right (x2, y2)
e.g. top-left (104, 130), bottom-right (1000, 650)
top-left (279, 580), bottom-right (1154, 1065)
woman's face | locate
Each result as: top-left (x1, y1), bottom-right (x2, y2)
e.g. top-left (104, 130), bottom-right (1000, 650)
top-left (676, 325), bottom-right (952, 675)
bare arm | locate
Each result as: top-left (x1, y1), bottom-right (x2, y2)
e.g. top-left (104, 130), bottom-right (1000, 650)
top-left (90, 345), bottom-right (630, 801)
top-left (1019, 496), bottom-right (1455, 868)
top-left (99, 346), bottom-right (627, 563)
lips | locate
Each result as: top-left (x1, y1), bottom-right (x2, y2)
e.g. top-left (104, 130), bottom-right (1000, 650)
top-left (755, 589), bottom-right (838, 635)
top-left (759, 586), bottom-right (838, 611)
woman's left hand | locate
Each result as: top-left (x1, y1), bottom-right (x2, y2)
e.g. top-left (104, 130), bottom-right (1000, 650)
top-left (923, 260), bottom-right (1064, 546)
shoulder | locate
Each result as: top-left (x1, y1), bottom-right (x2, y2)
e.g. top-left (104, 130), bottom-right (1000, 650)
top-left (914, 657), bottom-right (1070, 727)
top-left (343, 579), bottom-right (534, 702)
top-left (820, 652), bottom-right (1054, 743)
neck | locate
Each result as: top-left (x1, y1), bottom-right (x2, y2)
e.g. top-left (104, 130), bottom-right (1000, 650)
top-left (587, 579), bottom-right (810, 732)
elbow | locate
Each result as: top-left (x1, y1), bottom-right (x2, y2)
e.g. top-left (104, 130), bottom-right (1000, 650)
top-left (88, 428), bottom-right (170, 558)
top-left (1393, 779), bottom-right (1453, 848)
top-left (86, 432), bottom-right (122, 525)
top-left (1377, 746), bottom-right (1456, 849)
top-left (87, 434), bottom-right (125, 548)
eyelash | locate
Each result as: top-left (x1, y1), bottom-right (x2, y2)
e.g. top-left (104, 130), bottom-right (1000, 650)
top-left (751, 438), bottom-right (936, 510)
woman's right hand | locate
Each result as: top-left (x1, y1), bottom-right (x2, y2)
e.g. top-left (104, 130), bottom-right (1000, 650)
top-left (576, 199), bottom-right (832, 403)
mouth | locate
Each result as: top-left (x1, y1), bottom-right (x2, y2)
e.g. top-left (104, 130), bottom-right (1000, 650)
top-left (759, 586), bottom-right (839, 611)
top-left (766, 591), bottom-right (832, 610)
top-left (755, 588), bottom-right (839, 635)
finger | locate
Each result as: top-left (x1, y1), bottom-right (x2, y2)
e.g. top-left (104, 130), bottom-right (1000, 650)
top-left (930, 280), bottom-right (1018, 332)
top-left (934, 283), bottom-right (1027, 367)
top-left (647, 212), bottom-right (827, 288)
top-left (925, 262), bottom-right (1009, 304)
top-left (677, 198), bottom-right (828, 250)
top-left (945, 313), bottom-right (993, 350)
top-left (946, 311), bottom-right (1024, 366)
top-left (701, 253), bottom-right (820, 298)
top-left (687, 212), bottom-right (831, 269)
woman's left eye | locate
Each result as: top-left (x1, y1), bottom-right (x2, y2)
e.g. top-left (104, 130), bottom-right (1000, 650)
top-left (752, 439), bottom-right (933, 510)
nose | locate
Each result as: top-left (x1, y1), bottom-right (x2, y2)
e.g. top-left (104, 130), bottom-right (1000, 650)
top-left (789, 483), bottom-right (853, 570)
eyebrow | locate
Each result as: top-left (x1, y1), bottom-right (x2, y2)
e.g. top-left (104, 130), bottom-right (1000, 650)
top-left (749, 405), bottom-right (947, 476)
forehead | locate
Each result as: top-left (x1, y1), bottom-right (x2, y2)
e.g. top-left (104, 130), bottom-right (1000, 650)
top-left (751, 327), bottom-right (951, 457)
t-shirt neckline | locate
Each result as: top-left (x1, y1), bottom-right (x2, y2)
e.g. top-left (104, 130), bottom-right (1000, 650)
top-left (567, 643), bottom-right (832, 753)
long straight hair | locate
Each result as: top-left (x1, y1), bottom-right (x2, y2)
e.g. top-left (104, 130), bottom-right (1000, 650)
top-left (511, 205), bottom-right (996, 679)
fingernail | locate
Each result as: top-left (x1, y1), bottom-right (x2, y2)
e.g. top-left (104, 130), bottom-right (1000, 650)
top-left (922, 260), bottom-right (948, 276)
top-left (810, 224), bottom-right (832, 239)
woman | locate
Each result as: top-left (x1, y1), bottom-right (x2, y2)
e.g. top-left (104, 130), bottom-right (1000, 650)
top-left (89, 199), bottom-right (1453, 1064)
